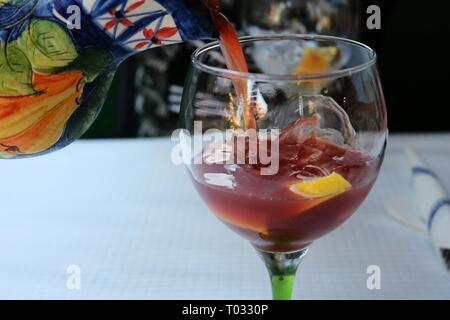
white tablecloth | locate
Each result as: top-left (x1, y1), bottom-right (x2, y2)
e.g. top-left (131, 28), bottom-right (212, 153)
top-left (1, 134), bottom-right (450, 300)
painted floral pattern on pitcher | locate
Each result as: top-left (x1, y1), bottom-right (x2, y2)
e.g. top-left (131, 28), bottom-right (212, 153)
top-left (0, 0), bottom-right (213, 158)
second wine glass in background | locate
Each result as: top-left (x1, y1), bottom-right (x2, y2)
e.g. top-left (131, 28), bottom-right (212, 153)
top-left (240, 0), bottom-right (361, 39)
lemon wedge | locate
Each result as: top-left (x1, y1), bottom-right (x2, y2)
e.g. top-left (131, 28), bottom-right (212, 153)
top-left (290, 172), bottom-right (352, 199)
top-left (292, 47), bottom-right (338, 93)
top-left (292, 47), bottom-right (338, 76)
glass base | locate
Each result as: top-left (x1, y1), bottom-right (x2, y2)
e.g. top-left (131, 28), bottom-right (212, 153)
top-left (256, 248), bottom-right (309, 300)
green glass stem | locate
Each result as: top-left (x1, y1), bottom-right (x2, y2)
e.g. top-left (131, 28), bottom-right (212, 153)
top-left (257, 248), bottom-right (309, 300)
top-left (271, 275), bottom-right (296, 300)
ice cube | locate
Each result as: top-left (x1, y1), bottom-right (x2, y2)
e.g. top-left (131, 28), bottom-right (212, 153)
top-left (224, 164), bottom-right (239, 172)
top-left (204, 173), bottom-right (235, 189)
top-left (271, 95), bottom-right (356, 147)
top-left (202, 140), bottom-right (233, 165)
top-left (251, 36), bottom-right (304, 75)
top-left (301, 95), bottom-right (357, 147)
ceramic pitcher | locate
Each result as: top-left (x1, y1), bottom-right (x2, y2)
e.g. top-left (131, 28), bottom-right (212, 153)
top-left (0, 0), bottom-right (214, 158)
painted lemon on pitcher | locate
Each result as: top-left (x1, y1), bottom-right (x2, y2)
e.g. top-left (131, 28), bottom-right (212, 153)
top-left (0, 19), bottom-right (86, 158)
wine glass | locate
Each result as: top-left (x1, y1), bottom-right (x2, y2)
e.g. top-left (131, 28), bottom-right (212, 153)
top-left (180, 34), bottom-right (387, 300)
top-left (240, 0), bottom-right (361, 38)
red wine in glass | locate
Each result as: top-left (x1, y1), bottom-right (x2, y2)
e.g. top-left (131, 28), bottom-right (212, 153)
top-left (193, 124), bottom-right (380, 252)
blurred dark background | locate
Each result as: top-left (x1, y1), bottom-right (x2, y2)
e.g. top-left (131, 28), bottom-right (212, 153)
top-left (84, 0), bottom-right (450, 139)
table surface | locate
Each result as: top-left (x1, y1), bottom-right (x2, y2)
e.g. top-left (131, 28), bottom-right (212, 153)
top-left (1, 134), bottom-right (450, 300)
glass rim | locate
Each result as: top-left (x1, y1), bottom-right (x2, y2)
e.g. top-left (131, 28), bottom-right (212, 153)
top-left (192, 34), bottom-right (378, 82)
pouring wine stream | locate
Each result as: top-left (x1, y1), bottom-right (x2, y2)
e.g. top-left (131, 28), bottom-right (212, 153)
top-left (203, 0), bottom-right (256, 130)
